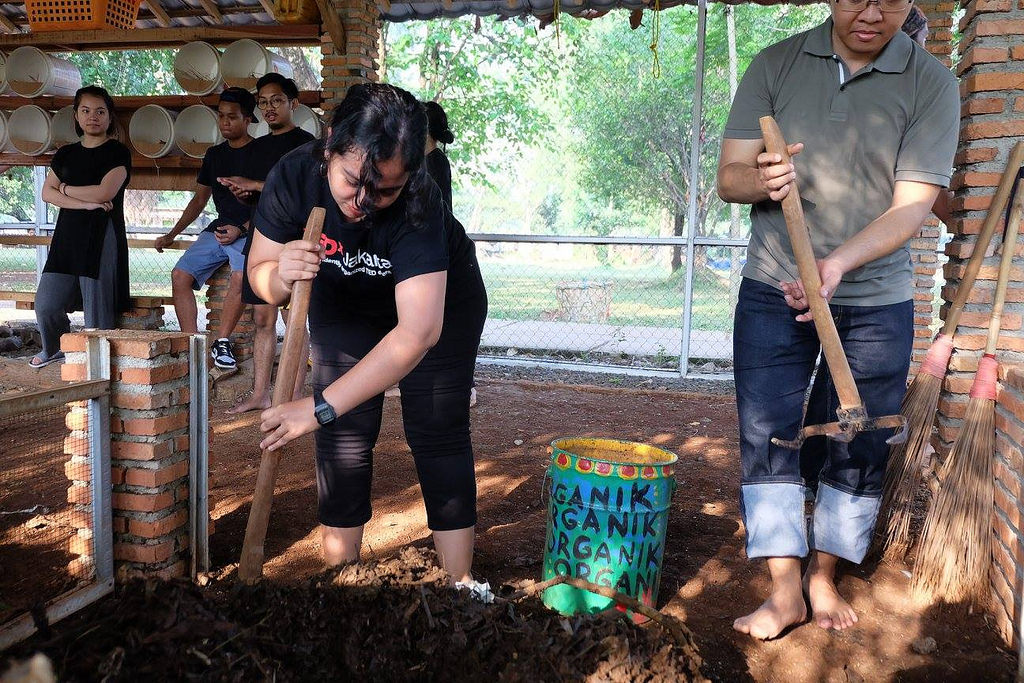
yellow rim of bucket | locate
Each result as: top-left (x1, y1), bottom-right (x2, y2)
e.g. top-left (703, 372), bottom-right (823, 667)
top-left (550, 437), bottom-right (678, 466)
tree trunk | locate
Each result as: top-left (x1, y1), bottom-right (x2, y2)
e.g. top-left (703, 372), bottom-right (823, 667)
top-left (280, 47), bottom-right (320, 91)
top-left (671, 211), bottom-right (685, 272)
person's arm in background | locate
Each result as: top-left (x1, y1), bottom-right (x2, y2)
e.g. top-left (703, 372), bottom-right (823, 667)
top-left (61, 166), bottom-right (127, 203)
top-left (41, 170), bottom-right (109, 211)
top-left (931, 188), bottom-right (953, 225)
top-left (155, 185), bottom-right (213, 252)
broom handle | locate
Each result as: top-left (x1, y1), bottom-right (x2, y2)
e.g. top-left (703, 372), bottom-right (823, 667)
top-left (986, 182), bottom-right (1024, 355)
top-left (759, 116), bottom-right (862, 411)
top-left (239, 207), bottom-right (326, 583)
top-left (943, 141), bottom-right (1024, 336)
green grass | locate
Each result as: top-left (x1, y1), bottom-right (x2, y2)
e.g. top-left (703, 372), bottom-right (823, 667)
top-left (479, 260), bottom-right (736, 331)
top-left (0, 247), bottom-right (738, 331)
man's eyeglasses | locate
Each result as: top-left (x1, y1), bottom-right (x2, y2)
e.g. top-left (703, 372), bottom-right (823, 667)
top-left (834, 0), bottom-right (912, 12)
top-left (257, 96), bottom-right (290, 110)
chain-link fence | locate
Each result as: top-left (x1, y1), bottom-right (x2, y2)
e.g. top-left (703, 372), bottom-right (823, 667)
top-left (474, 236), bottom-right (744, 372)
top-left (0, 379), bottom-right (113, 648)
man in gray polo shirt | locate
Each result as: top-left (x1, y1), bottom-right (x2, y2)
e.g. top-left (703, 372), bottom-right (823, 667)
top-left (717, 0), bottom-right (957, 640)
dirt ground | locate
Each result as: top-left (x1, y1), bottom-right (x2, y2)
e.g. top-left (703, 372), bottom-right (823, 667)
top-left (0, 357), bottom-right (1017, 681)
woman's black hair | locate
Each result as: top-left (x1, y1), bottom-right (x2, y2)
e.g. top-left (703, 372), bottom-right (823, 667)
top-left (317, 83), bottom-right (430, 224)
top-left (423, 101), bottom-right (454, 146)
top-left (72, 85), bottom-right (117, 137)
top-left (901, 6), bottom-right (929, 47)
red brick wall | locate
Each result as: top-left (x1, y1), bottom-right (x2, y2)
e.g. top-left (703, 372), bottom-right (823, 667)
top-left (908, 2), bottom-right (956, 373)
top-left (938, 0), bottom-right (1024, 647)
top-left (61, 330), bottom-right (200, 580)
top-left (320, 0), bottom-right (381, 109)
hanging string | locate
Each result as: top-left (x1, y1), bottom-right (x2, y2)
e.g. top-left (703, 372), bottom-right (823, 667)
top-left (553, 0), bottom-right (561, 48)
top-left (649, 0), bottom-right (661, 78)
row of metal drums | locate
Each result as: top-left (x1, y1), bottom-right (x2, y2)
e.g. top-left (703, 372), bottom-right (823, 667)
top-left (0, 39), bottom-right (295, 99)
top-left (0, 102), bottom-right (323, 158)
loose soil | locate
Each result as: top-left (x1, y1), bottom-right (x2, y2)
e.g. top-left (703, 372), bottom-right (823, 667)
top-left (0, 357), bottom-right (1016, 681)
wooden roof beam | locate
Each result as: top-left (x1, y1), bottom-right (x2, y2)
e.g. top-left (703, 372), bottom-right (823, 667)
top-left (0, 11), bottom-right (18, 33)
top-left (143, 0), bottom-right (172, 27)
top-left (0, 24), bottom-right (321, 50)
top-left (312, 0), bottom-right (345, 50)
top-left (197, 0), bottom-right (226, 23)
top-left (256, 0), bottom-right (277, 18)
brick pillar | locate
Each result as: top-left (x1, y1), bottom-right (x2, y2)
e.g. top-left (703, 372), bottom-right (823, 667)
top-left (320, 0), bottom-right (381, 110)
top-left (60, 330), bottom-right (197, 581)
top-left (205, 263), bottom-right (254, 363)
top-left (909, 1), bottom-right (956, 373)
top-left (939, 0), bottom-right (1024, 647)
top-left (117, 302), bottom-right (166, 331)
top-left (993, 365), bottom-right (1024, 644)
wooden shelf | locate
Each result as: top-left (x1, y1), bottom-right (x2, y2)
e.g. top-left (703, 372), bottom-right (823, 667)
top-left (0, 90), bottom-right (323, 111)
top-left (0, 24), bottom-right (321, 51)
top-left (0, 151), bottom-right (203, 168)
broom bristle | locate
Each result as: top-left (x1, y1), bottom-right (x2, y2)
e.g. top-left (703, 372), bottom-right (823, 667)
top-left (874, 372), bottom-right (944, 561)
top-left (911, 396), bottom-right (995, 605)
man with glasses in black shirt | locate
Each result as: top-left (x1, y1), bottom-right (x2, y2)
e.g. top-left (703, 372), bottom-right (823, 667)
top-left (156, 87), bottom-right (257, 372)
top-left (220, 73), bottom-right (315, 414)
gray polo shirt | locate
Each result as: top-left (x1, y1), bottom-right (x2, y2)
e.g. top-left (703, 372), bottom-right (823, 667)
top-left (724, 19), bottom-right (958, 306)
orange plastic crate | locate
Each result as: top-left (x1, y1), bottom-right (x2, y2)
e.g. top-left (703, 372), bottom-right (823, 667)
top-left (24, 0), bottom-right (143, 32)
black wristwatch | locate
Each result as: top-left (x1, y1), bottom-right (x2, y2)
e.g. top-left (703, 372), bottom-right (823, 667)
top-left (313, 388), bottom-right (337, 426)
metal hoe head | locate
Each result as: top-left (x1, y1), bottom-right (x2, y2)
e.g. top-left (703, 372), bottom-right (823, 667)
top-left (770, 406), bottom-right (909, 450)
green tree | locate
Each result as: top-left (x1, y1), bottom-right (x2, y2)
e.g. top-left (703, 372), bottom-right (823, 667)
top-left (0, 167), bottom-right (35, 222)
top-left (565, 5), bottom-right (827, 269)
top-left (63, 50), bottom-right (178, 95)
top-left (384, 17), bottom-right (572, 186)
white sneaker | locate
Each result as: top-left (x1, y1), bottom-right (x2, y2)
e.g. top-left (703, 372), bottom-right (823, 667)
top-left (455, 578), bottom-right (494, 603)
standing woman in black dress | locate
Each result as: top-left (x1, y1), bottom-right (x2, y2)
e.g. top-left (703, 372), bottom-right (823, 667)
top-left (31, 86), bottom-right (131, 367)
top-left (422, 101), bottom-right (453, 211)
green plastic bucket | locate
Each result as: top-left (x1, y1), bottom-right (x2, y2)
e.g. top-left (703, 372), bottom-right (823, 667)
top-left (541, 437), bottom-right (678, 622)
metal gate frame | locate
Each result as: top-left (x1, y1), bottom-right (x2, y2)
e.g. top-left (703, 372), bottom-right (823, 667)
top-left (0, 337), bottom-right (113, 650)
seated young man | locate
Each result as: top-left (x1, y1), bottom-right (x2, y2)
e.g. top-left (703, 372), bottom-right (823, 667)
top-left (219, 73), bottom-right (315, 413)
top-left (154, 87), bottom-right (256, 370)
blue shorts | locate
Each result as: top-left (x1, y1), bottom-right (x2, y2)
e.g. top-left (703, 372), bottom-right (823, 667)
top-left (174, 230), bottom-right (248, 290)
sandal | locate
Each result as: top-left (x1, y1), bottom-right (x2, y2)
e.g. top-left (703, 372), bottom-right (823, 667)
top-left (29, 351), bottom-right (65, 369)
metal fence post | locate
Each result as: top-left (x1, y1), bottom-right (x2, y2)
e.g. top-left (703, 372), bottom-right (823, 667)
top-left (85, 336), bottom-right (114, 589)
top-left (189, 334), bottom-right (210, 578)
top-left (33, 165), bottom-right (48, 279)
top-left (679, 0), bottom-right (708, 377)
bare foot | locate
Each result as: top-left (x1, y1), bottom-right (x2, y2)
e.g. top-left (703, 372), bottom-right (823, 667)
top-left (226, 393), bottom-right (271, 415)
top-left (732, 587), bottom-right (807, 640)
top-left (805, 572), bottom-right (858, 631)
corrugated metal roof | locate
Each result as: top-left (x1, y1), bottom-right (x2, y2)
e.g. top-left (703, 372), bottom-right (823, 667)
top-left (380, 0), bottom-right (818, 22)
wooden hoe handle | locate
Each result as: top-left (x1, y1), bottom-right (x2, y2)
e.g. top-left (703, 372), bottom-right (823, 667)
top-left (238, 207), bottom-right (326, 583)
top-left (758, 116), bottom-right (862, 412)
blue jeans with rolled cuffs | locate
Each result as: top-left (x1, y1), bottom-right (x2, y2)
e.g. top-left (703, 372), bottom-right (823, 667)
top-left (733, 278), bottom-right (913, 564)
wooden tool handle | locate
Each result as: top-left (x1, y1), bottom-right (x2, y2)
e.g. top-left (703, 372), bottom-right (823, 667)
top-left (943, 141), bottom-right (1024, 336)
top-left (238, 206), bottom-right (326, 583)
top-left (759, 116), bottom-right (862, 411)
top-left (986, 180), bottom-right (1024, 355)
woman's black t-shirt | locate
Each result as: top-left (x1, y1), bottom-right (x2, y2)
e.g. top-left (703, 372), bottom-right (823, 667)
top-left (44, 139), bottom-right (132, 311)
top-left (252, 143), bottom-right (482, 335)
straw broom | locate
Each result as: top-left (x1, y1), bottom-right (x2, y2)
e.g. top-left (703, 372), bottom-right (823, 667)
top-left (875, 141), bottom-right (1024, 562)
top-left (910, 181), bottom-right (1024, 604)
